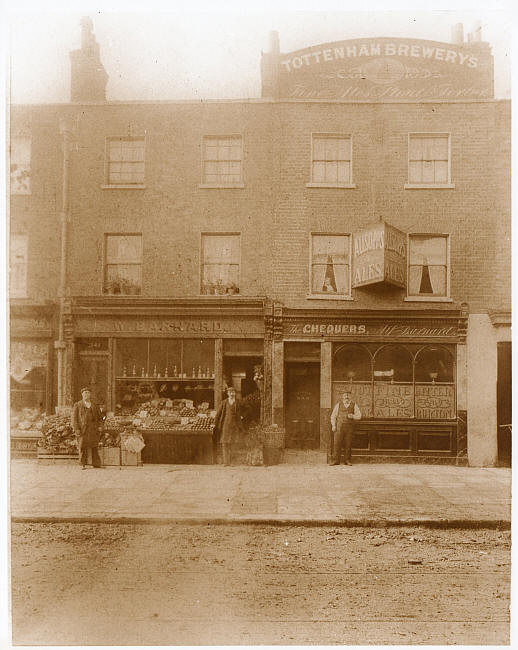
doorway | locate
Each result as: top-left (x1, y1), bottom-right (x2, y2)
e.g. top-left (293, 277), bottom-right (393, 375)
top-left (497, 342), bottom-right (511, 466)
top-left (284, 362), bottom-right (320, 449)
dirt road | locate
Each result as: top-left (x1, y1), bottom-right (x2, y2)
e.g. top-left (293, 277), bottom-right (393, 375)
top-left (11, 523), bottom-right (510, 645)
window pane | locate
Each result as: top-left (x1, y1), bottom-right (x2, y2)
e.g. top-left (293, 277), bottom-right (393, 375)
top-left (333, 344), bottom-right (372, 381)
top-left (415, 346), bottom-right (454, 383)
top-left (432, 137), bottom-right (448, 160)
top-left (313, 138), bottom-right (326, 160)
top-left (229, 145), bottom-right (242, 160)
top-left (312, 162), bottom-right (325, 182)
top-left (183, 340), bottom-right (215, 377)
top-left (409, 137), bottom-right (423, 160)
top-left (324, 161), bottom-right (338, 183)
top-left (410, 236), bottom-right (447, 264)
top-left (105, 265), bottom-right (141, 294)
top-left (337, 161), bottom-right (350, 183)
top-left (374, 345), bottom-right (413, 382)
top-left (428, 266), bottom-right (446, 295)
top-left (116, 339), bottom-right (148, 376)
top-left (205, 144), bottom-right (218, 160)
top-left (337, 138), bottom-right (350, 161)
top-left (409, 161), bottom-right (422, 183)
top-left (435, 161), bottom-right (448, 183)
top-left (422, 161), bottom-right (435, 183)
top-left (324, 139), bottom-right (338, 160)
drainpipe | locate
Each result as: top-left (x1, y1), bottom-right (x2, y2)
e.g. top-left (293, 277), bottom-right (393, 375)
top-left (55, 117), bottom-right (72, 410)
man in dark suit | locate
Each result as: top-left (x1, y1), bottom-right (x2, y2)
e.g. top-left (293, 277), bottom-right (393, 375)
top-left (213, 387), bottom-right (245, 465)
top-left (71, 387), bottom-right (104, 469)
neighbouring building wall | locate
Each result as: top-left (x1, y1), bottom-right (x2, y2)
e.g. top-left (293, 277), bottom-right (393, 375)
top-left (467, 313), bottom-right (498, 466)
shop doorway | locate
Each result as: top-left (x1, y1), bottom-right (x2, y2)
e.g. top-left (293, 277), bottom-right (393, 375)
top-left (284, 362), bottom-right (320, 449)
top-left (76, 355), bottom-right (109, 409)
top-left (223, 355), bottom-right (263, 425)
top-left (497, 342), bottom-right (511, 466)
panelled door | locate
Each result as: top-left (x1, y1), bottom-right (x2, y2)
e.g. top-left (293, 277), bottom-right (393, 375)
top-left (497, 342), bottom-right (512, 467)
top-left (285, 362), bottom-right (320, 449)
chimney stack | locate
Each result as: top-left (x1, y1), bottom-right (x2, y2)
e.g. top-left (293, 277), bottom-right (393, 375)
top-left (261, 31), bottom-right (281, 98)
top-left (69, 17), bottom-right (108, 102)
top-left (451, 23), bottom-right (464, 45)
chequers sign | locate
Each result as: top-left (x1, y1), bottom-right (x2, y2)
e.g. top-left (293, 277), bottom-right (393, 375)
top-left (278, 37), bottom-right (493, 100)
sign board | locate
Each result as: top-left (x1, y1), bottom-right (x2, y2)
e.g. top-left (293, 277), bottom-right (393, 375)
top-left (278, 37), bottom-right (493, 101)
top-left (285, 320), bottom-right (459, 339)
top-left (352, 222), bottom-right (407, 289)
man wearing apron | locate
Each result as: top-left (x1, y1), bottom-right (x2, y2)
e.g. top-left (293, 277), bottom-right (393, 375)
top-left (330, 390), bottom-right (362, 465)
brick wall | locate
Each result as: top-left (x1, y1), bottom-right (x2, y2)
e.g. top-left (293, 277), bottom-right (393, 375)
top-left (10, 98), bottom-right (510, 315)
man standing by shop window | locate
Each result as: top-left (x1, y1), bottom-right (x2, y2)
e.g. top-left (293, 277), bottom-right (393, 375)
top-left (213, 386), bottom-right (245, 466)
top-left (72, 387), bottom-right (104, 469)
top-left (330, 390), bottom-right (361, 465)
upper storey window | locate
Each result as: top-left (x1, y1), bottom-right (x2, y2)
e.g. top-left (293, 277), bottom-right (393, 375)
top-left (201, 136), bottom-right (243, 187)
top-left (310, 233), bottom-right (351, 299)
top-left (103, 234), bottom-right (142, 295)
top-left (10, 137), bottom-right (31, 195)
top-left (407, 234), bottom-right (450, 300)
top-left (308, 134), bottom-right (354, 188)
top-left (106, 137), bottom-right (145, 186)
top-left (406, 134), bottom-right (454, 189)
top-left (201, 233), bottom-right (240, 295)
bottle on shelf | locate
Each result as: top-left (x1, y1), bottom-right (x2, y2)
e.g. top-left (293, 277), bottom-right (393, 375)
top-left (141, 368), bottom-right (145, 377)
top-left (153, 364), bottom-right (157, 377)
top-left (206, 367), bottom-right (210, 379)
top-left (123, 366), bottom-right (127, 377)
top-left (132, 365), bottom-right (136, 377)
top-left (173, 365), bottom-right (177, 377)
top-left (192, 367), bottom-right (196, 378)
top-left (165, 367), bottom-right (168, 378)
top-left (198, 366), bottom-right (202, 378)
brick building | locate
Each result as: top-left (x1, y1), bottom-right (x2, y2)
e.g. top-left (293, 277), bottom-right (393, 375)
top-left (9, 19), bottom-right (511, 466)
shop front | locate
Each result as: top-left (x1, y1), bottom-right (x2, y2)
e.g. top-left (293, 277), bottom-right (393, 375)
top-left (69, 297), bottom-right (266, 463)
top-left (278, 308), bottom-right (468, 464)
top-left (10, 303), bottom-right (57, 456)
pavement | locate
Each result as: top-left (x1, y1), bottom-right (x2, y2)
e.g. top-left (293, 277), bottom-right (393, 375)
top-left (9, 451), bottom-right (511, 528)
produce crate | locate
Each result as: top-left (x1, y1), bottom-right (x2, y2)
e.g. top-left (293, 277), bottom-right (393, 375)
top-left (100, 446), bottom-right (121, 466)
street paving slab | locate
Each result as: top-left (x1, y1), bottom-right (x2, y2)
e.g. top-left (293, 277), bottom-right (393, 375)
top-left (9, 458), bottom-right (511, 526)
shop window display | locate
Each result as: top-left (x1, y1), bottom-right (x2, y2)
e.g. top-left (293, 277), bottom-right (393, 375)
top-left (331, 342), bottom-right (456, 421)
top-left (115, 338), bottom-right (215, 414)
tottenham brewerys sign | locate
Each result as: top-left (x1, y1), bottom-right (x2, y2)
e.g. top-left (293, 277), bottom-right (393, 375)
top-left (278, 37), bottom-right (493, 100)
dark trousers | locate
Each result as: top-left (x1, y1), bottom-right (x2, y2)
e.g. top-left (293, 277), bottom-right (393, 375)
top-left (79, 443), bottom-right (101, 467)
top-left (332, 423), bottom-right (353, 464)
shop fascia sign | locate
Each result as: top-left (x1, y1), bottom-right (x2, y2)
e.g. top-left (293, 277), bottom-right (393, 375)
top-left (286, 321), bottom-right (458, 338)
top-left (352, 221), bottom-right (406, 289)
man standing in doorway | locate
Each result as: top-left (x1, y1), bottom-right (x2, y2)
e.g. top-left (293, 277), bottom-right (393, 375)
top-left (330, 390), bottom-right (361, 465)
top-left (72, 387), bottom-right (104, 469)
top-left (214, 386), bottom-right (245, 466)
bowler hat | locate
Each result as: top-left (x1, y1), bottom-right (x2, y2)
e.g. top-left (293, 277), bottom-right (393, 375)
top-left (80, 387), bottom-right (91, 394)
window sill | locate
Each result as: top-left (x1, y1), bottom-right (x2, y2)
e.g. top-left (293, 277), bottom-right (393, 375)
top-left (306, 183), bottom-right (356, 189)
top-left (404, 183), bottom-right (455, 190)
top-left (101, 184), bottom-right (146, 190)
top-left (404, 296), bottom-right (453, 303)
top-left (198, 183), bottom-right (245, 189)
top-left (306, 294), bottom-right (354, 301)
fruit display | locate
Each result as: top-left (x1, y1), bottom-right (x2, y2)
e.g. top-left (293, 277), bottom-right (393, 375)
top-left (189, 417), bottom-right (215, 431)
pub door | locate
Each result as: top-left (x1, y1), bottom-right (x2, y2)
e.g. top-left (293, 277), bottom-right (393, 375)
top-left (284, 362), bottom-right (320, 449)
top-left (497, 342), bottom-right (511, 467)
